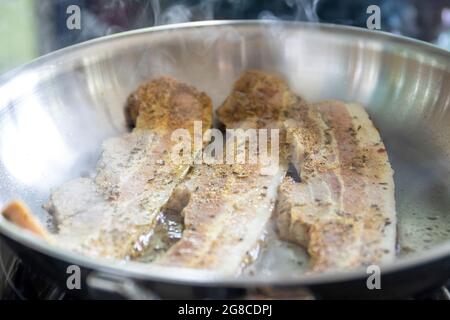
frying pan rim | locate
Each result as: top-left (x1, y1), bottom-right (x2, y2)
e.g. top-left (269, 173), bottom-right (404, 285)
top-left (0, 20), bottom-right (449, 287)
top-left (2, 217), bottom-right (450, 287)
top-left (0, 19), bottom-right (448, 85)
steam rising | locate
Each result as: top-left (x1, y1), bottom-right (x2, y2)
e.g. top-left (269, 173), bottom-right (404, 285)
top-left (259, 0), bottom-right (319, 22)
top-left (35, 0), bottom-right (323, 53)
top-left (151, 0), bottom-right (319, 26)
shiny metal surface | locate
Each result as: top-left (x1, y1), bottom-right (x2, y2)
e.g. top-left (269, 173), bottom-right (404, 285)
top-left (0, 21), bottom-right (449, 286)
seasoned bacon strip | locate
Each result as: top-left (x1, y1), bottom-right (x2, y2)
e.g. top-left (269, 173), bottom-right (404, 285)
top-left (44, 77), bottom-right (212, 259)
top-left (156, 159), bottom-right (285, 275)
top-left (156, 70), bottom-right (295, 274)
top-left (275, 101), bottom-right (396, 271)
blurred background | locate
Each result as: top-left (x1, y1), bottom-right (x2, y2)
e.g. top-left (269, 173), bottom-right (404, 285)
top-left (0, 0), bottom-right (449, 74)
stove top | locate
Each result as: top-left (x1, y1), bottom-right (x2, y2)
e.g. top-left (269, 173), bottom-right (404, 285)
top-left (1, 240), bottom-right (449, 300)
top-left (0, 242), bottom-right (67, 300)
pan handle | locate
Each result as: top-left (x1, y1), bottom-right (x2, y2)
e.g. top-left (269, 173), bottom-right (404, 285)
top-left (86, 272), bottom-right (160, 300)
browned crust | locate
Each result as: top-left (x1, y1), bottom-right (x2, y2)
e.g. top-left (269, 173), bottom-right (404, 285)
top-left (158, 71), bottom-right (294, 272)
top-left (216, 70), bottom-right (300, 128)
top-left (125, 76), bottom-right (212, 135)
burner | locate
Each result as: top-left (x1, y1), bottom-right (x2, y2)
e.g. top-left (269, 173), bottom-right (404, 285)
top-left (0, 241), bottom-right (66, 300)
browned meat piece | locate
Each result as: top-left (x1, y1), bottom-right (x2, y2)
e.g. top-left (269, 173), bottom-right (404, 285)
top-left (275, 101), bottom-right (396, 271)
top-left (44, 77), bottom-right (212, 259)
top-left (125, 76), bottom-right (211, 134)
top-left (217, 69), bottom-right (301, 129)
top-left (156, 71), bottom-right (294, 274)
top-left (156, 154), bottom-right (285, 275)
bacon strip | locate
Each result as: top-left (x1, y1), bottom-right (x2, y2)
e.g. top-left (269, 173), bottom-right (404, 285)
top-left (276, 100), bottom-right (396, 271)
top-left (43, 77), bottom-right (212, 259)
top-left (156, 70), bottom-right (294, 274)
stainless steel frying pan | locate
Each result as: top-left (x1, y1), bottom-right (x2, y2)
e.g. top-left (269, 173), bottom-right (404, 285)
top-left (0, 21), bottom-right (449, 299)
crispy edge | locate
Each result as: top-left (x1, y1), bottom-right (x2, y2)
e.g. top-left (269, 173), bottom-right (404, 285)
top-left (216, 70), bottom-right (298, 127)
top-left (2, 200), bottom-right (51, 240)
top-left (125, 76), bottom-right (212, 132)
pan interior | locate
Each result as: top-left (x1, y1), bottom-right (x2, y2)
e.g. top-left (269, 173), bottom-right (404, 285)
top-left (0, 22), bottom-right (449, 280)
